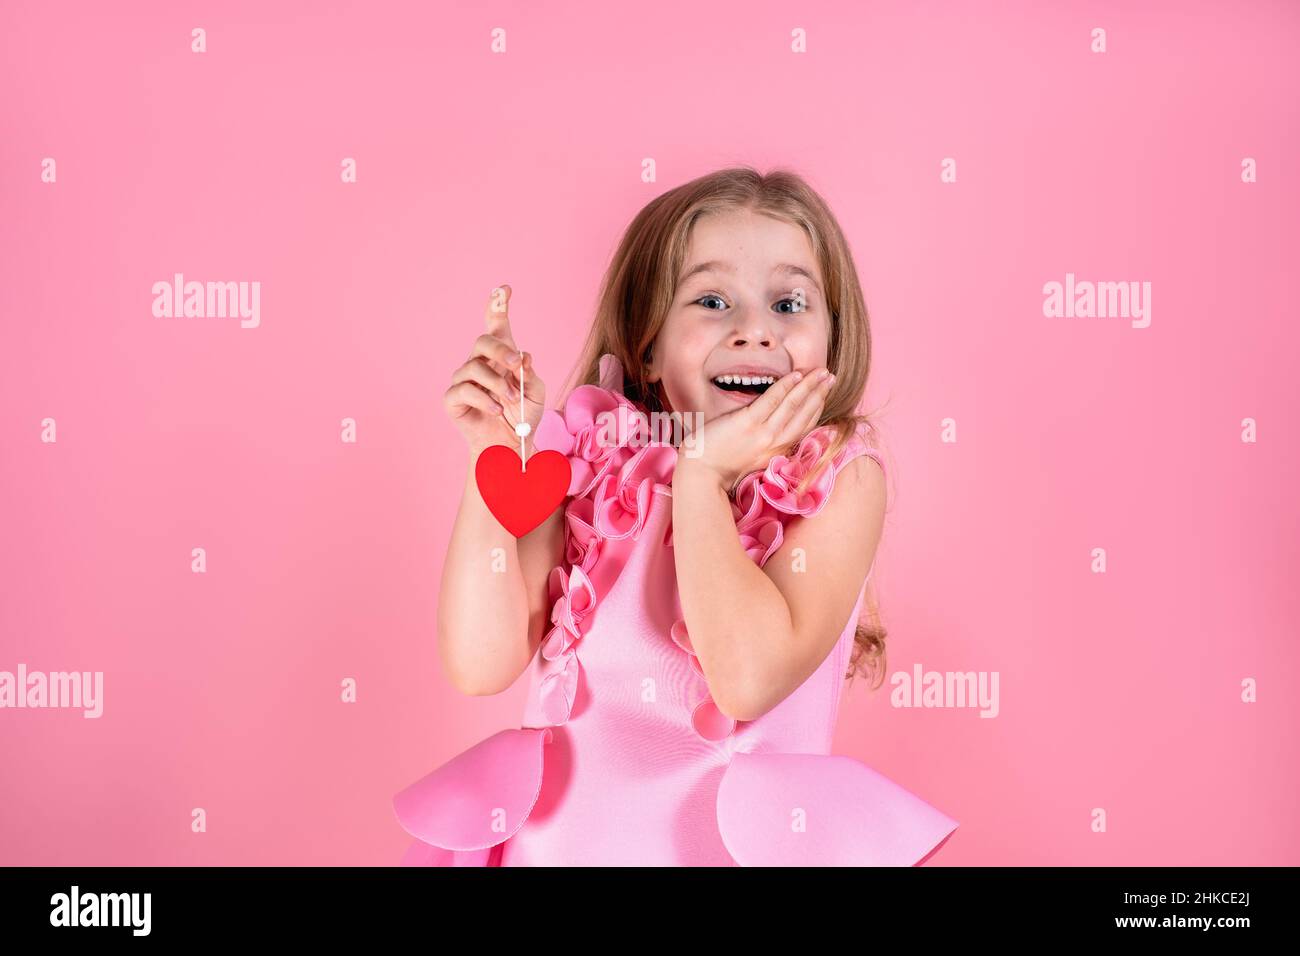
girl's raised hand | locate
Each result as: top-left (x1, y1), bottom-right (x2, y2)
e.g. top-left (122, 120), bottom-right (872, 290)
top-left (681, 367), bottom-right (836, 491)
top-left (443, 285), bottom-right (547, 455)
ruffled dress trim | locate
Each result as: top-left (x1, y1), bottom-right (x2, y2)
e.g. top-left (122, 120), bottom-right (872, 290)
top-left (526, 354), bottom-right (677, 726)
top-left (392, 353), bottom-right (958, 865)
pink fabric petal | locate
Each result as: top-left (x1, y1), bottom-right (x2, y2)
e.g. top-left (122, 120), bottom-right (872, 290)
top-left (669, 619), bottom-right (707, 677)
top-left (668, 618), bottom-right (694, 655)
top-left (538, 651), bottom-right (580, 725)
top-left (564, 497), bottom-right (601, 568)
top-left (691, 697), bottom-right (736, 740)
top-left (592, 475), bottom-right (638, 539)
top-left (631, 478), bottom-right (653, 532)
top-left (737, 515), bottom-right (784, 567)
top-left (533, 379), bottom-right (647, 498)
top-left (392, 727), bottom-right (552, 853)
top-left (731, 471), bottom-right (767, 526)
top-left (577, 537), bottom-right (603, 575)
top-left (592, 475), bottom-right (635, 540)
top-left (540, 623), bottom-right (570, 662)
top-left (567, 565), bottom-right (595, 614)
top-left (545, 564), bottom-right (566, 605)
top-left (541, 564), bottom-right (596, 661)
top-left (728, 425), bottom-right (884, 541)
top-left (540, 568), bottom-right (574, 660)
top-left (532, 408), bottom-right (575, 456)
top-left (758, 447), bottom-right (837, 516)
top-left (598, 352), bottom-right (623, 391)
top-left (592, 444), bottom-right (676, 539)
top-left (715, 751), bottom-right (959, 866)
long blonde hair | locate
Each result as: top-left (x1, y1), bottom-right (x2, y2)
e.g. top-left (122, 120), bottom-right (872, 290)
top-left (556, 165), bottom-right (891, 688)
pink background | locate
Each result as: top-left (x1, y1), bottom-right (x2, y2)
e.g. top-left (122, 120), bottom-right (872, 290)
top-left (2, 0), bottom-right (1297, 866)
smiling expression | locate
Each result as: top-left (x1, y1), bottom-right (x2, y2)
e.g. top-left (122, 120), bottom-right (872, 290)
top-left (646, 207), bottom-right (831, 425)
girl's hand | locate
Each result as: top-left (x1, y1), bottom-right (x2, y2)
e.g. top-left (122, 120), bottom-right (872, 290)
top-left (443, 285), bottom-right (547, 455)
top-left (678, 368), bottom-right (836, 491)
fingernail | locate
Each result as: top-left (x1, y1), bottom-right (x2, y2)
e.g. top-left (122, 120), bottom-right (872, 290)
top-left (792, 371), bottom-right (803, 381)
top-left (818, 369), bottom-right (831, 380)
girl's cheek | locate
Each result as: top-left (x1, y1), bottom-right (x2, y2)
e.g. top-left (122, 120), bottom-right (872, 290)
top-left (788, 339), bottom-right (828, 373)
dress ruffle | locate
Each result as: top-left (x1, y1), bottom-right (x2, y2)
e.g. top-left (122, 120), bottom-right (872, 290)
top-left (716, 752), bottom-right (959, 866)
top-left (396, 732), bottom-right (958, 867)
top-left (392, 353), bottom-right (956, 866)
top-left (524, 355), bottom-right (676, 727)
top-left (393, 728), bottom-right (551, 865)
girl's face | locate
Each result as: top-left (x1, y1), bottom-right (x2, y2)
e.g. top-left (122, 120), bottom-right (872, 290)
top-left (646, 207), bottom-right (831, 425)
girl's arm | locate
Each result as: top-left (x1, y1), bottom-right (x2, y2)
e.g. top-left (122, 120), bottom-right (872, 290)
top-left (438, 442), bottom-right (565, 696)
top-left (439, 285), bottom-right (560, 697)
top-left (671, 453), bottom-right (885, 721)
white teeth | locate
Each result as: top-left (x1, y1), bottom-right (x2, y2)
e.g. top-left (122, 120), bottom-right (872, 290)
top-left (713, 374), bottom-right (775, 385)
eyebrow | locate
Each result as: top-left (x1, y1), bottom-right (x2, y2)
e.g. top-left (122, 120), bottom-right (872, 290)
top-left (678, 260), bottom-right (821, 292)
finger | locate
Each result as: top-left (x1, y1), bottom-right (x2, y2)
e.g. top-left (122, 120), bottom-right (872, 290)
top-left (451, 356), bottom-right (514, 406)
top-left (495, 353), bottom-right (530, 408)
top-left (777, 375), bottom-right (832, 445)
top-left (471, 332), bottom-right (523, 377)
top-left (772, 368), bottom-right (832, 432)
top-left (497, 351), bottom-right (543, 406)
top-left (444, 380), bottom-right (505, 419)
top-left (484, 284), bottom-right (518, 352)
top-left (763, 368), bottom-right (828, 432)
top-left (743, 369), bottom-right (805, 421)
top-left (514, 351), bottom-right (544, 404)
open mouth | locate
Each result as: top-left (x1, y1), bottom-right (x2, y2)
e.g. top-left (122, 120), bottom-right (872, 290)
top-left (711, 374), bottom-right (776, 396)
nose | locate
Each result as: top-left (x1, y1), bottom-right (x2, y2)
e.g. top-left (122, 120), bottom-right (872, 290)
top-left (727, 302), bottom-right (779, 349)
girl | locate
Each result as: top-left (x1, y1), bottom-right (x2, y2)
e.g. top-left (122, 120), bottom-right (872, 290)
top-left (393, 167), bottom-right (958, 866)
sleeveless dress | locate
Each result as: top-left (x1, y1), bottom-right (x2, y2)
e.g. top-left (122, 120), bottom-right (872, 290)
top-left (392, 353), bottom-right (958, 866)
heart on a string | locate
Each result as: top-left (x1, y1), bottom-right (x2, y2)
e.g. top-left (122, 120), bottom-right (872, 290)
top-left (474, 445), bottom-right (571, 538)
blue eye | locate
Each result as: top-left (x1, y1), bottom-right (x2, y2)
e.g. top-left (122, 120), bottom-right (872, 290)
top-left (694, 293), bottom-right (808, 314)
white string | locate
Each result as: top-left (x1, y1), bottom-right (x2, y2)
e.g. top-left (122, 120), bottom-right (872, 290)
top-left (517, 362), bottom-right (526, 472)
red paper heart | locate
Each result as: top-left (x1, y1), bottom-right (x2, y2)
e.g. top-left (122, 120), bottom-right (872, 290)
top-left (474, 446), bottom-right (571, 538)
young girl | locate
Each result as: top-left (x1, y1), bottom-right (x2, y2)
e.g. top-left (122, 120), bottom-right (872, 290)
top-left (393, 167), bottom-right (958, 866)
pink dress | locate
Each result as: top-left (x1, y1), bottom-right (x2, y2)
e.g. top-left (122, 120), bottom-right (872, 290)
top-left (393, 354), bottom-right (958, 866)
